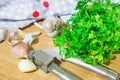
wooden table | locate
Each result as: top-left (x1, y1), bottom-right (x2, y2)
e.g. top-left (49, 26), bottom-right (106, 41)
top-left (0, 21), bottom-right (120, 80)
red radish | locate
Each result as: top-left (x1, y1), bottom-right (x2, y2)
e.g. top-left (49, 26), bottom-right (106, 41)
top-left (11, 42), bottom-right (29, 58)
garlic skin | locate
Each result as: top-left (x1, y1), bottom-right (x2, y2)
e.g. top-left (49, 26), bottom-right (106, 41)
top-left (11, 42), bottom-right (29, 58)
top-left (0, 29), bottom-right (7, 42)
top-left (7, 28), bottom-right (41, 45)
top-left (18, 59), bottom-right (37, 73)
top-left (42, 16), bottom-right (61, 37)
top-left (22, 31), bottom-right (40, 45)
top-left (7, 29), bottom-right (24, 45)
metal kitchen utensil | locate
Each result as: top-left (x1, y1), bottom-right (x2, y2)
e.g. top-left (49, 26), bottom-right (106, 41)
top-left (28, 50), bottom-right (83, 80)
top-left (40, 48), bottom-right (120, 80)
top-left (67, 58), bottom-right (120, 80)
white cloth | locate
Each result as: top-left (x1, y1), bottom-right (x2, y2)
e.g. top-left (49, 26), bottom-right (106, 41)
top-left (0, 0), bottom-right (120, 42)
top-left (0, 0), bottom-right (78, 29)
top-left (0, 0), bottom-right (78, 41)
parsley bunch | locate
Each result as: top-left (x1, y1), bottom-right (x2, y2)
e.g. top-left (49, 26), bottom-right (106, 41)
top-left (54, 0), bottom-right (120, 65)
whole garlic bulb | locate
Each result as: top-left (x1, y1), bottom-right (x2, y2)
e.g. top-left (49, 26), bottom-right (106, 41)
top-left (42, 16), bottom-right (61, 37)
top-left (18, 59), bottom-right (37, 72)
top-left (11, 42), bottom-right (29, 58)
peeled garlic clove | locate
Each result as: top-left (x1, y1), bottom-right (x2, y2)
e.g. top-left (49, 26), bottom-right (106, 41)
top-left (11, 42), bottom-right (29, 58)
top-left (18, 59), bottom-right (37, 72)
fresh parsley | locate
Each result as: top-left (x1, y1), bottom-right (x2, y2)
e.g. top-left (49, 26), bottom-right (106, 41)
top-left (54, 0), bottom-right (120, 65)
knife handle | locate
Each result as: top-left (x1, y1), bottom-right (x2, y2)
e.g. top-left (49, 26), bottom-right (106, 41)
top-left (67, 58), bottom-right (120, 80)
top-left (48, 62), bottom-right (83, 80)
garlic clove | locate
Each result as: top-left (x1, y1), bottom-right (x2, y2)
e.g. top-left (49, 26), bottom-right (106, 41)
top-left (18, 59), bottom-right (37, 73)
top-left (11, 42), bottom-right (29, 58)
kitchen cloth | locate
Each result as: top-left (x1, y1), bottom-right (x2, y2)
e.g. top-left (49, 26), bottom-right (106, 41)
top-left (0, 0), bottom-right (78, 29)
top-left (0, 0), bottom-right (78, 42)
top-left (0, 0), bottom-right (120, 42)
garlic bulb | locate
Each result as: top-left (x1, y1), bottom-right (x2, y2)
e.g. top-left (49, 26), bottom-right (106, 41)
top-left (11, 42), bottom-right (29, 58)
top-left (18, 59), bottom-right (37, 72)
top-left (42, 16), bottom-right (62, 37)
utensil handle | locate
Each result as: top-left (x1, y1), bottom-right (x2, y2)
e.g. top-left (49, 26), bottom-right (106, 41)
top-left (48, 62), bottom-right (83, 80)
top-left (67, 58), bottom-right (120, 80)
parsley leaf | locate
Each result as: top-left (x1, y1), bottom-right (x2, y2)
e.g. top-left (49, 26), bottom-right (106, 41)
top-left (54, 0), bottom-right (120, 65)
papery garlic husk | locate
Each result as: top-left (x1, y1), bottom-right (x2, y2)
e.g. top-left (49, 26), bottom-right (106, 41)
top-left (7, 28), bottom-right (41, 45)
top-left (47, 30), bottom-right (61, 37)
top-left (18, 59), bottom-right (37, 73)
top-left (11, 42), bottom-right (29, 58)
top-left (22, 31), bottom-right (40, 45)
top-left (42, 16), bottom-right (62, 37)
top-left (0, 29), bottom-right (8, 42)
top-left (7, 28), bottom-right (25, 45)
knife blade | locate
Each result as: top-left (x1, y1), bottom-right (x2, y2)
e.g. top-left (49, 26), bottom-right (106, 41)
top-left (40, 48), bottom-right (120, 80)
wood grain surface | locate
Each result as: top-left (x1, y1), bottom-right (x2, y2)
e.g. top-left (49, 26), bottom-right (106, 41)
top-left (0, 21), bottom-right (120, 80)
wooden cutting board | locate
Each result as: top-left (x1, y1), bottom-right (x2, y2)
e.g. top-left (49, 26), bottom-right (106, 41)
top-left (0, 21), bottom-right (120, 80)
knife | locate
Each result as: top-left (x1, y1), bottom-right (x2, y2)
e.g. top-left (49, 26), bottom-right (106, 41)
top-left (28, 50), bottom-right (83, 80)
top-left (38, 48), bottom-right (120, 80)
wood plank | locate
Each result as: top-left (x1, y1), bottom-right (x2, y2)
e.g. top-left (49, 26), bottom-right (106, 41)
top-left (0, 21), bottom-right (120, 80)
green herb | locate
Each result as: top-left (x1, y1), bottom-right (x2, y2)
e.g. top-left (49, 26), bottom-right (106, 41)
top-left (54, 0), bottom-right (120, 65)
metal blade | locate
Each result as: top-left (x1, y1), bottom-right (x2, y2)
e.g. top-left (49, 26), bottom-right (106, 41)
top-left (40, 48), bottom-right (62, 60)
